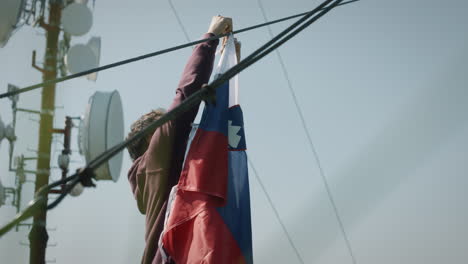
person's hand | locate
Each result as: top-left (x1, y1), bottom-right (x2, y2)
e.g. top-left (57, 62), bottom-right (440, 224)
top-left (207, 15), bottom-right (233, 36)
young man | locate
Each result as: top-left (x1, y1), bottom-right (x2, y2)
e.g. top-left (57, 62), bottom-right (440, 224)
top-left (126, 16), bottom-right (234, 264)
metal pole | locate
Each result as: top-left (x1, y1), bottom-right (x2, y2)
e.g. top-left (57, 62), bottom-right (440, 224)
top-left (28, 1), bottom-right (62, 263)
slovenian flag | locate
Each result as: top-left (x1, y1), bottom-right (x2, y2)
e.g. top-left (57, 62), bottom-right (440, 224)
top-left (160, 36), bottom-right (253, 263)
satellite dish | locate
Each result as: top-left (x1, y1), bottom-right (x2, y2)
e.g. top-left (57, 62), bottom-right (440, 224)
top-left (0, 0), bottom-right (26, 47)
top-left (86, 36), bottom-right (101, 81)
top-left (65, 43), bottom-right (98, 74)
top-left (0, 116), bottom-right (5, 143)
top-left (61, 3), bottom-right (93, 36)
top-left (70, 182), bottom-right (84, 197)
top-left (79, 91), bottom-right (124, 182)
top-left (0, 179), bottom-right (5, 207)
top-left (4, 124), bottom-right (15, 142)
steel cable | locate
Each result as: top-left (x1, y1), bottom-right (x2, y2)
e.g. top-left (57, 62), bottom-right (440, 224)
top-left (0, 0), bottom-right (359, 99)
top-left (257, 0), bottom-right (358, 263)
top-left (0, 0), bottom-right (356, 238)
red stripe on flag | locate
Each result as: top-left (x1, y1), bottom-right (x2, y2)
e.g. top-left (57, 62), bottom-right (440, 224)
top-left (162, 191), bottom-right (246, 264)
top-left (178, 130), bottom-right (228, 204)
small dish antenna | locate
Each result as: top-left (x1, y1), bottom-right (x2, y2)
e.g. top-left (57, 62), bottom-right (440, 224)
top-left (0, 0), bottom-right (26, 47)
top-left (70, 183), bottom-right (84, 197)
top-left (61, 3), bottom-right (93, 36)
top-left (0, 116), bottom-right (5, 144)
top-left (64, 36), bottom-right (101, 77)
top-left (0, 179), bottom-right (5, 207)
top-left (78, 91), bottom-right (124, 182)
top-left (86, 36), bottom-right (101, 81)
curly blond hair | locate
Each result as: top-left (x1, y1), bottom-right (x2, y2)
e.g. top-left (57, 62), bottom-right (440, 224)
top-left (126, 108), bottom-right (166, 160)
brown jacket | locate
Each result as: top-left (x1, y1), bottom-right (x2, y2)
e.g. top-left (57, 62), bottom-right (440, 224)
top-left (128, 33), bottom-right (219, 264)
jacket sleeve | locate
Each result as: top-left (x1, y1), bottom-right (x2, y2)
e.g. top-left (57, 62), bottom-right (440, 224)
top-left (165, 33), bottom-right (220, 189)
top-left (133, 34), bottom-right (219, 215)
top-left (167, 33), bottom-right (219, 129)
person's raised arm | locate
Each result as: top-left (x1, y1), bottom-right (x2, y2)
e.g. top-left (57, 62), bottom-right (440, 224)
top-left (167, 16), bottom-right (232, 139)
top-left (162, 16), bottom-right (233, 194)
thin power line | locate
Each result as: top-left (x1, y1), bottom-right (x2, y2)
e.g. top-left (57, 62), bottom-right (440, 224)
top-left (0, 0), bottom-right (359, 99)
top-left (256, 1), bottom-right (358, 264)
top-left (247, 157), bottom-right (305, 264)
top-left (168, 0), bottom-right (191, 42)
top-left (89, 0), bottom-right (344, 173)
top-left (0, 0), bottom-right (358, 238)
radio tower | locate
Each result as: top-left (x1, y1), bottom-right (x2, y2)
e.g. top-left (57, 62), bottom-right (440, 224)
top-left (28, 1), bottom-right (62, 263)
top-left (2, 0), bottom-right (101, 263)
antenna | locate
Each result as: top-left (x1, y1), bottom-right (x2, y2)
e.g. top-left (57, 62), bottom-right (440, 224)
top-left (64, 36), bottom-right (101, 80)
top-left (0, 179), bottom-right (5, 207)
top-left (4, 124), bottom-right (16, 143)
top-left (61, 3), bottom-right (93, 36)
top-left (69, 183), bottom-right (84, 197)
top-left (0, 0), bottom-right (26, 47)
top-left (0, 112), bottom-right (16, 152)
top-left (0, 115), bottom-right (5, 145)
top-left (78, 91), bottom-right (124, 182)
top-left (64, 43), bottom-right (98, 74)
top-left (1, 0), bottom-right (102, 262)
top-left (86, 36), bottom-right (101, 81)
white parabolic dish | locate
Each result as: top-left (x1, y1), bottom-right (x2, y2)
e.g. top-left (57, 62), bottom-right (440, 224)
top-left (86, 36), bottom-right (101, 81)
top-left (0, 116), bottom-right (5, 142)
top-left (0, 179), bottom-right (5, 207)
top-left (61, 3), bottom-right (93, 36)
top-left (0, 0), bottom-right (25, 47)
top-left (65, 43), bottom-right (98, 74)
top-left (79, 91), bottom-right (124, 182)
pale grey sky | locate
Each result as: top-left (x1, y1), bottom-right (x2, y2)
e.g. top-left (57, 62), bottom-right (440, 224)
top-left (1, 0), bottom-right (468, 263)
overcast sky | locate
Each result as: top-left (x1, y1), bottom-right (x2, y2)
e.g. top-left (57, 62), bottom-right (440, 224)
top-left (1, 0), bottom-right (468, 263)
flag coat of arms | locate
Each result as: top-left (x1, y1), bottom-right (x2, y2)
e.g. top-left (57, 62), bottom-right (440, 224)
top-left (161, 36), bottom-right (253, 264)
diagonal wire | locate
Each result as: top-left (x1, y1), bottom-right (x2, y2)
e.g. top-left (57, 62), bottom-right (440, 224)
top-left (169, 3), bottom-right (304, 261)
top-left (90, 0), bottom-right (343, 172)
top-left (0, 0), bottom-right (359, 99)
top-left (256, 1), bottom-right (358, 263)
top-left (1, 0), bottom-right (358, 237)
top-left (247, 157), bottom-right (305, 264)
top-left (168, 0), bottom-right (191, 42)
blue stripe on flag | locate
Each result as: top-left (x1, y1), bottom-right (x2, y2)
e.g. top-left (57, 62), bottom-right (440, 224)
top-left (217, 150), bottom-right (253, 264)
top-left (199, 82), bottom-right (229, 136)
top-left (197, 77), bottom-right (253, 263)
